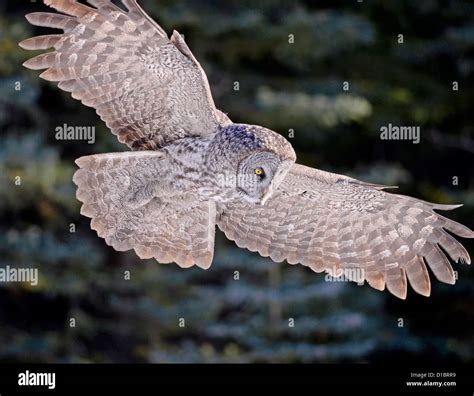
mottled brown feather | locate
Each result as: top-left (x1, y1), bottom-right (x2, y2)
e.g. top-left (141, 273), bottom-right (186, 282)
top-left (73, 152), bottom-right (216, 269)
top-left (20, 0), bottom-right (229, 150)
top-left (218, 164), bottom-right (473, 299)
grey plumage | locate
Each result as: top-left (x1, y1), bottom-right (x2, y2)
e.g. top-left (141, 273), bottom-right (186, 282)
top-left (21, 0), bottom-right (221, 149)
top-left (217, 164), bottom-right (472, 299)
top-left (21, 0), bottom-right (473, 299)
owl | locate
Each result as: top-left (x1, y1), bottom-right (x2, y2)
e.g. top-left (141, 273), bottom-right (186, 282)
top-left (21, 0), bottom-right (472, 299)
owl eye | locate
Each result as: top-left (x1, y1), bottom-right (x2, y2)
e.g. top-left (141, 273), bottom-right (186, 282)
top-left (254, 167), bottom-right (265, 177)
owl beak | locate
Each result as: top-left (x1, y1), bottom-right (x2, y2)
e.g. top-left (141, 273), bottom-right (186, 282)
top-left (258, 161), bottom-right (292, 205)
top-left (260, 189), bottom-right (272, 205)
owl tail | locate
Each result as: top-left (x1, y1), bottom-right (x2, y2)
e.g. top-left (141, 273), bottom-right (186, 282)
top-left (72, 152), bottom-right (216, 269)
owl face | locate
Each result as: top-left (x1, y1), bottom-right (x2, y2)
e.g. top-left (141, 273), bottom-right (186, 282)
top-left (236, 151), bottom-right (292, 204)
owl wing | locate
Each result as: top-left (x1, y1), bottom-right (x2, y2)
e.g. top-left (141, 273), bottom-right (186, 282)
top-left (217, 163), bottom-right (473, 299)
top-left (73, 152), bottom-right (216, 269)
top-left (20, 0), bottom-right (230, 149)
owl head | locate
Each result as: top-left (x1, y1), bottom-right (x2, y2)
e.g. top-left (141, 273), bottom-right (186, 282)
top-left (212, 124), bottom-right (296, 205)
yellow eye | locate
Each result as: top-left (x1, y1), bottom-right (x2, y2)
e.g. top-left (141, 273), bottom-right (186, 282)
top-left (254, 167), bottom-right (264, 176)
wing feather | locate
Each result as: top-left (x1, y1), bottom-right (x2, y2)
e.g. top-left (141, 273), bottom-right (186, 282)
top-left (73, 151), bottom-right (216, 269)
top-left (20, 0), bottom-right (229, 150)
top-left (218, 163), bottom-right (473, 298)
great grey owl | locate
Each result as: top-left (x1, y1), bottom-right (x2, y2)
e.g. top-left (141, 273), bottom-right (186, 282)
top-left (21, 0), bottom-right (473, 299)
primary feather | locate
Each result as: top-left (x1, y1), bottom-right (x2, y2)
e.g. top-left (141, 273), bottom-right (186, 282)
top-left (217, 164), bottom-right (473, 299)
top-left (20, 0), bottom-right (228, 149)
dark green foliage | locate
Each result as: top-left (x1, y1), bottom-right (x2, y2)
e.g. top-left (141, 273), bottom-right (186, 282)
top-left (0, 0), bottom-right (472, 363)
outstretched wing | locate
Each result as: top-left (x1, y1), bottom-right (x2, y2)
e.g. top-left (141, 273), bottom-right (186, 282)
top-left (73, 152), bottom-right (216, 269)
top-left (217, 163), bottom-right (473, 299)
top-left (20, 0), bottom-right (230, 149)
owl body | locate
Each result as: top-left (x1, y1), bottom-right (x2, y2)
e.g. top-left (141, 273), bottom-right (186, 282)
top-left (21, 0), bottom-right (473, 297)
top-left (85, 123), bottom-right (295, 218)
top-left (153, 123), bottom-right (296, 206)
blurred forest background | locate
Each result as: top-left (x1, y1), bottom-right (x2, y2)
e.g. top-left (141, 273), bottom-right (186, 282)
top-left (0, 0), bottom-right (473, 363)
